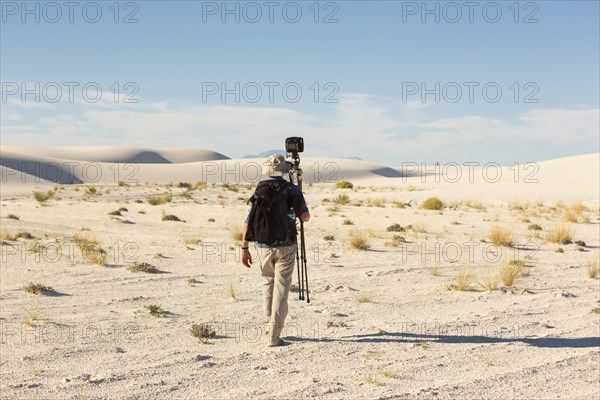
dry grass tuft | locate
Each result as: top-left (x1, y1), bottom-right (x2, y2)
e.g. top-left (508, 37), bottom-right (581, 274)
top-left (384, 235), bottom-right (405, 247)
top-left (545, 223), bottom-right (572, 244)
top-left (333, 194), bottom-right (350, 205)
top-left (586, 256), bottom-right (599, 279)
top-left (147, 193), bottom-right (172, 205)
top-left (476, 271), bottom-right (501, 291)
top-left (356, 294), bottom-right (372, 303)
top-left (184, 235), bottom-right (202, 245)
top-left (488, 226), bottom-right (516, 247)
top-left (452, 267), bottom-right (473, 291)
top-left (499, 258), bottom-right (524, 286)
top-left (427, 265), bottom-right (441, 276)
top-left (227, 276), bottom-right (237, 300)
top-left (350, 232), bottom-right (370, 250)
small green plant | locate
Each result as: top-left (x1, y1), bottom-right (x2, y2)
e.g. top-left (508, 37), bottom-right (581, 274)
top-left (190, 323), bottom-right (216, 343)
top-left (335, 181), bottom-right (353, 189)
top-left (24, 282), bottom-right (55, 295)
top-left (422, 197), bottom-right (443, 210)
top-left (326, 321), bottom-right (348, 328)
top-left (128, 261), bottom-right (160, 273)
top-left (33, 190), bottom-right (54, 203)
top-left (145, 304), bottom-right (167, 317)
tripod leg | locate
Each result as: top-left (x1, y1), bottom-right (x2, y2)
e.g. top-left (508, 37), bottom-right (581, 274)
top-left (295, 240), bottom-right (303, 300)
top-left (300, 221), bottom-right (309, 303)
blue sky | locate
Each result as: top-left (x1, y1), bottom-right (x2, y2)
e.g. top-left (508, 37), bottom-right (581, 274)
top-left (1, 0), bottom-right (599, 165)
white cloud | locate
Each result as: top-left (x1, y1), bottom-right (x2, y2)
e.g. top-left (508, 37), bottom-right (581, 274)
top-left (1, 94), bottom-right (598, 164)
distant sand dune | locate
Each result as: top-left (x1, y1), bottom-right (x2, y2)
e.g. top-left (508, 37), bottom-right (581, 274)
top-left (0, 146), bottom-right (229, 164)
top-left (1, 147), bottom-right (598, 202)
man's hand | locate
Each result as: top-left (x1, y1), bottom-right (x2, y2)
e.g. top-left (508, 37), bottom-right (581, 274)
top-left (242, 249), bottom-right (253, 268)
top-left (300, 212), bottom-right (310, 222)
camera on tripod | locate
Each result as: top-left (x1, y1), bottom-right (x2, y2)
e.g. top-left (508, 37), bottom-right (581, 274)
top-left (285, 137), bottom-right (304, 154)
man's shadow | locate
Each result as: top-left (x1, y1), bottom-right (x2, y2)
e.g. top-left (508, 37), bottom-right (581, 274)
top-left (286, 331), bottom-right (600, 348)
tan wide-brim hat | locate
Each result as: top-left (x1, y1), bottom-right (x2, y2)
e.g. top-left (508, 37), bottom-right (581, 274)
top-left (262, 154), bottom-right (290, 177)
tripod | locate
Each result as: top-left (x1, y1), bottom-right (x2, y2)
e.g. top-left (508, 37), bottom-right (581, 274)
top-left (288, 152), bottom-right (309, 303)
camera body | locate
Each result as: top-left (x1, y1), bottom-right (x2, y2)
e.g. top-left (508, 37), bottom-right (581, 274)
top-left (285, 137), bottom-right (304, 154)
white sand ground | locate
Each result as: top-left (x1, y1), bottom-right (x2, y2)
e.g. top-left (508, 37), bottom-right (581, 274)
top-left (0, 148), bottom-right (598, 400)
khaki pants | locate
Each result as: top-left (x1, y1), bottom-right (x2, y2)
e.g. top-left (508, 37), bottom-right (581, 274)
top-left (257, 245), bottom-right (296, 343)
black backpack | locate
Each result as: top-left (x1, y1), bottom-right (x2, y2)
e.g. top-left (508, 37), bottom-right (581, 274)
top-left (245, 179), bottom-right (296, 245)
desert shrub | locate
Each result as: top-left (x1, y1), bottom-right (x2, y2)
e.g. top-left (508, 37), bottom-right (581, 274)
top-left (323, 235), bottom-right (335, 241)
top-left (384, 235), bottom-right (405, 247)
top-left (422, 197), bottom-right (443, 210)
top-left (128, 261), bottom-right (159, 273)
top-left (190, 323), bottom-right (216, 343)
top-left (193, 181), bottom-right (208, 190)
top-left (15, 232), bottom-right (34, 240)
top-left (7, 214), bottom-right (19, 220)
top-left (108, 210), bottom-right (122, 216)
top-left (386, 224), bottom-right (405, 232)
top-left (343, 219), bottom-right (354, 225)
top-left (178, 182), bottom-right (192, 189)
top-left (162, 214), bottom-right (182, 222)
top-left (527, 224), bottom-right (542, 231)
top-left (119, 207), bottom-right (128, 212)
top-left (33, 190), bottom-right (54, 203)
top-left (488, 226), bottom-right (516, 247)
top-left (335, 181), bottom-right (353, 189)
top-left (24, 282), bottom-right (55, 295)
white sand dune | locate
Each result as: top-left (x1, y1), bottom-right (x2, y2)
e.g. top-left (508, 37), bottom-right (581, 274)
top-left (1, 146), bottom-right (229, 164)
top-left (1, 148), bottom-right (598, 203)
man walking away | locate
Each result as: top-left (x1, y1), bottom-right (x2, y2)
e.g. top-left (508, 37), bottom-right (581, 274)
top-left (241, 155), bottom-right (310, 347)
